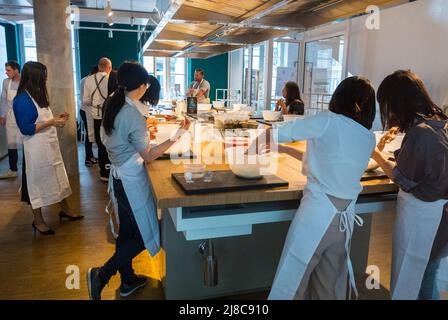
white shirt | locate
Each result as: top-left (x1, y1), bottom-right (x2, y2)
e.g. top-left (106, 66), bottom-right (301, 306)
top-left (273, 111), bottom-right (375, 199)
top-left (82, 72), bottom-right (109, 119)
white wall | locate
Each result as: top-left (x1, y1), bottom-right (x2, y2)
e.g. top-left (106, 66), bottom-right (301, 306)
top-left (347, 0), bottom-right (448, 129)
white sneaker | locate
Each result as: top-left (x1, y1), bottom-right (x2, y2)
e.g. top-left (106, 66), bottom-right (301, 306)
top-left (0, 169), bottom-right (18, 179)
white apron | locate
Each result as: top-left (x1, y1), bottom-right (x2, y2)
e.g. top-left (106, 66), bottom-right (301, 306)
top-left (269, 178), bottom-right (362, 300)
top-left (192, 79), bottom-right (207, 104)
top-left (107, 152), bottom-right (161, 256)
top-left (85, 106), bottom-right (95, 143)
top-left (5, 79), bottom-right (21, 148)
top-left (22, 94), bottom-right (72, 209)
top-left (391, 190), bottom-right (448, 300)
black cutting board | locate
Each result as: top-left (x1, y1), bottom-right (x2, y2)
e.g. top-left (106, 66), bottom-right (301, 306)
top-left (172, 170), bottom-right (289, 195)
top-left (156, 151), bottom-right (196, 160)
top-left (361, 170), bottom-right (388, 181)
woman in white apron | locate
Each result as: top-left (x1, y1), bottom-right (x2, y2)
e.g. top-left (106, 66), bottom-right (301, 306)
top-left (87, 62), bottom-right (190, 300)
top-left (250, 77), bottom-right (377, 300)
top-left (13, 62), bottom-right (83, 236)
top-left (372, 70), bottom-right (448, 300)
top-left (0, 61), bottom-right (21, 179)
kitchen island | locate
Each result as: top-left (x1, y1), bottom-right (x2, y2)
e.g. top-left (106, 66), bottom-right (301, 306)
top-left (146, 134), bottom-right (398, 299)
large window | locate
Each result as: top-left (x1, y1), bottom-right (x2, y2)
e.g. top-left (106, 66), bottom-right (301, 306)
top-left (21, 22), bottom-right (80, 111)
top-left (303, 35), bottom-right (345, 111)
top-left (271, 41), bottom-right (300, 108)
top-left (143, 56), bottom-right (186, 101)
top-left (242, 43), bottom-right (266, 111)
top-left (251, 43), bottom-right (265, 110)
top-left (169, 57), bottom-right (186, 99)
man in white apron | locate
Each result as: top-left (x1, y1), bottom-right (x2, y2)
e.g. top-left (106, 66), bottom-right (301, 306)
top-left (83, 57), bottom-right (112, 181)
top-left (0, 61), bottom-right (21, 179)
top-left (186, 68), bottom-right (210, 104)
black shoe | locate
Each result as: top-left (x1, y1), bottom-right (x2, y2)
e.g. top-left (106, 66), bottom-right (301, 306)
top-left (87, 267), bottom-right (107, 300)
top-left (85, 157), bottom-right (98, 167)
top-left (59, 211), bottom-right (84, 222)
top-left (32, 222), bottom-right (55, 236)
top-left (119, 275), bottom-right (148, 297)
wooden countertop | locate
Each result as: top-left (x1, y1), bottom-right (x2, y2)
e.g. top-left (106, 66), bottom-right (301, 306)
top-left (146, 140), bottom-right (398, 209)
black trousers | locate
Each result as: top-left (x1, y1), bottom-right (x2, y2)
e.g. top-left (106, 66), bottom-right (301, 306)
top-left (8, 148), bottom-right (18, 172)
top-left (79, 110), bottom-right (94, 161)
top-left (100, 177), bottom-right (145, 284)
top-left (21, 150), bottom-right (31, 205)
top-left (93, 119), bottom-right (110, 177)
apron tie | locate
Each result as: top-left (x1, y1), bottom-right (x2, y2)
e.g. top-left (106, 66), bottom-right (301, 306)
top-left (338, 208), bottom-right (364, 300)
top-left (105, 165), bottom-right (120, 239)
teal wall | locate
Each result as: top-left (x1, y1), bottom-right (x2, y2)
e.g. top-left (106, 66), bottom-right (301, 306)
top-left (0, 23), bottom-right (19, 63)
top-left (78, 22), bottom-right (140, 78)
top-left (188, 53), bottom-right (228, 101)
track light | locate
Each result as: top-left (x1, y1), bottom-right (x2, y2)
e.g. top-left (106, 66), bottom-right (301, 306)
top-left (104, 0), bottom-right (113, 17)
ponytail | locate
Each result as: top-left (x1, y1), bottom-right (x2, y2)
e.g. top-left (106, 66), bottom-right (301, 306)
top-left (102, 61), bottom-right (149, 135)
top-left (102, 86), bottom-right (125, 136)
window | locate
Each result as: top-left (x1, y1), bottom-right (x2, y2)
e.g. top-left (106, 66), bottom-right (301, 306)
top-left (23, 22), bottom-right (37, 61)
top-left (251, 43), bottom-right (265, 110)
top-left (143, 56), bottom-right (187, 101)
top-left (21, 22), bottom-right (80, 112)
top-left (303, 35), bottom-right (345, 111)
top-left (143, 56), bottom-right (155, 76)
top-left (169, 57), bottom-right (186, 99)
top-left (271, 41), bottom-right (300, 109)
top-left (241, 43), bottom-right (266, 111)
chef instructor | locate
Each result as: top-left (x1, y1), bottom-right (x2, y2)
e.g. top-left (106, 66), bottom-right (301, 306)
top-left (186, 68), bottom-right (210, 104)
top-left (0, 61), bottom-right (21, 179)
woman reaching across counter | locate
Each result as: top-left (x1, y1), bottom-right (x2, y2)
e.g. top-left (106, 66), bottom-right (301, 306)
top-left (251, 76), bottom-right (376, 300)
top-left (13, 61), bottom-right (82, 236)
top-left (274, 81), bottom-right (305, 115)
top-left (87, 61), bottom-right (190, 300)
top-left (372, 70), bottom-right (448, 300)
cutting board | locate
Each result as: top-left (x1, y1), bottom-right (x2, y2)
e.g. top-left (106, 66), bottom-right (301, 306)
top-left (361, 170), bottom-right (388, 181)
top-left (172, 170), bottom-right (289, 195)
top-left (156, 151), bottom-right (196, 160)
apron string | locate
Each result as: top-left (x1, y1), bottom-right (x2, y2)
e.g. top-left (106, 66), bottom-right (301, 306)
top-left (338, 208), bottom-right (364, 300)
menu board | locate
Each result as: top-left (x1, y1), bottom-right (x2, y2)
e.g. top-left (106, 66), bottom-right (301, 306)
top-left (187, 96), bottom-right (197, 115)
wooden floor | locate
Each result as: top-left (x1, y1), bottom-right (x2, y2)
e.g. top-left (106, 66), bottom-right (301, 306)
top-left (0, 143), bottom-right (404, 300)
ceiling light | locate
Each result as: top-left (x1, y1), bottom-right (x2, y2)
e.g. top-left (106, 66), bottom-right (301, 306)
top-left (104, 0), bottom-right (113, 17)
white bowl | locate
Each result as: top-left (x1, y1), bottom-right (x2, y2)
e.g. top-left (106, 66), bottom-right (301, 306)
top-left (283, 114), bottom-right (304, 122)
top-left (232, 103), bottom-right (247, 111)
top-left (198, 103), bottom-right (212, 111)
top-left (262, 110), bottom-right (282, 122)
top-left (225, 148), bottom-right (273, 179)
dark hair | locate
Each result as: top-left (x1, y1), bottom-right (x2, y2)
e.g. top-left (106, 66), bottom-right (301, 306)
top-left (140, 75), bottom-right (160, 107)
top-left (90, 65), bottom-right (99, 75)
top-left (329, 76), bottom-right (376, 130)
top-left (377, 70), bottom-right (447, 132)
top-left (6, 61), bottom-right (20, 73)
top-left (107, 70), bottom-right (118, 96)
top-left (195, 68), bottom-right (204, 76)
top-left (102, 61), bottom-right (149, 135)
top-left (15, 61), bottom-right (49, 108)
top-left (284, 81), bottom-right (304, 107)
